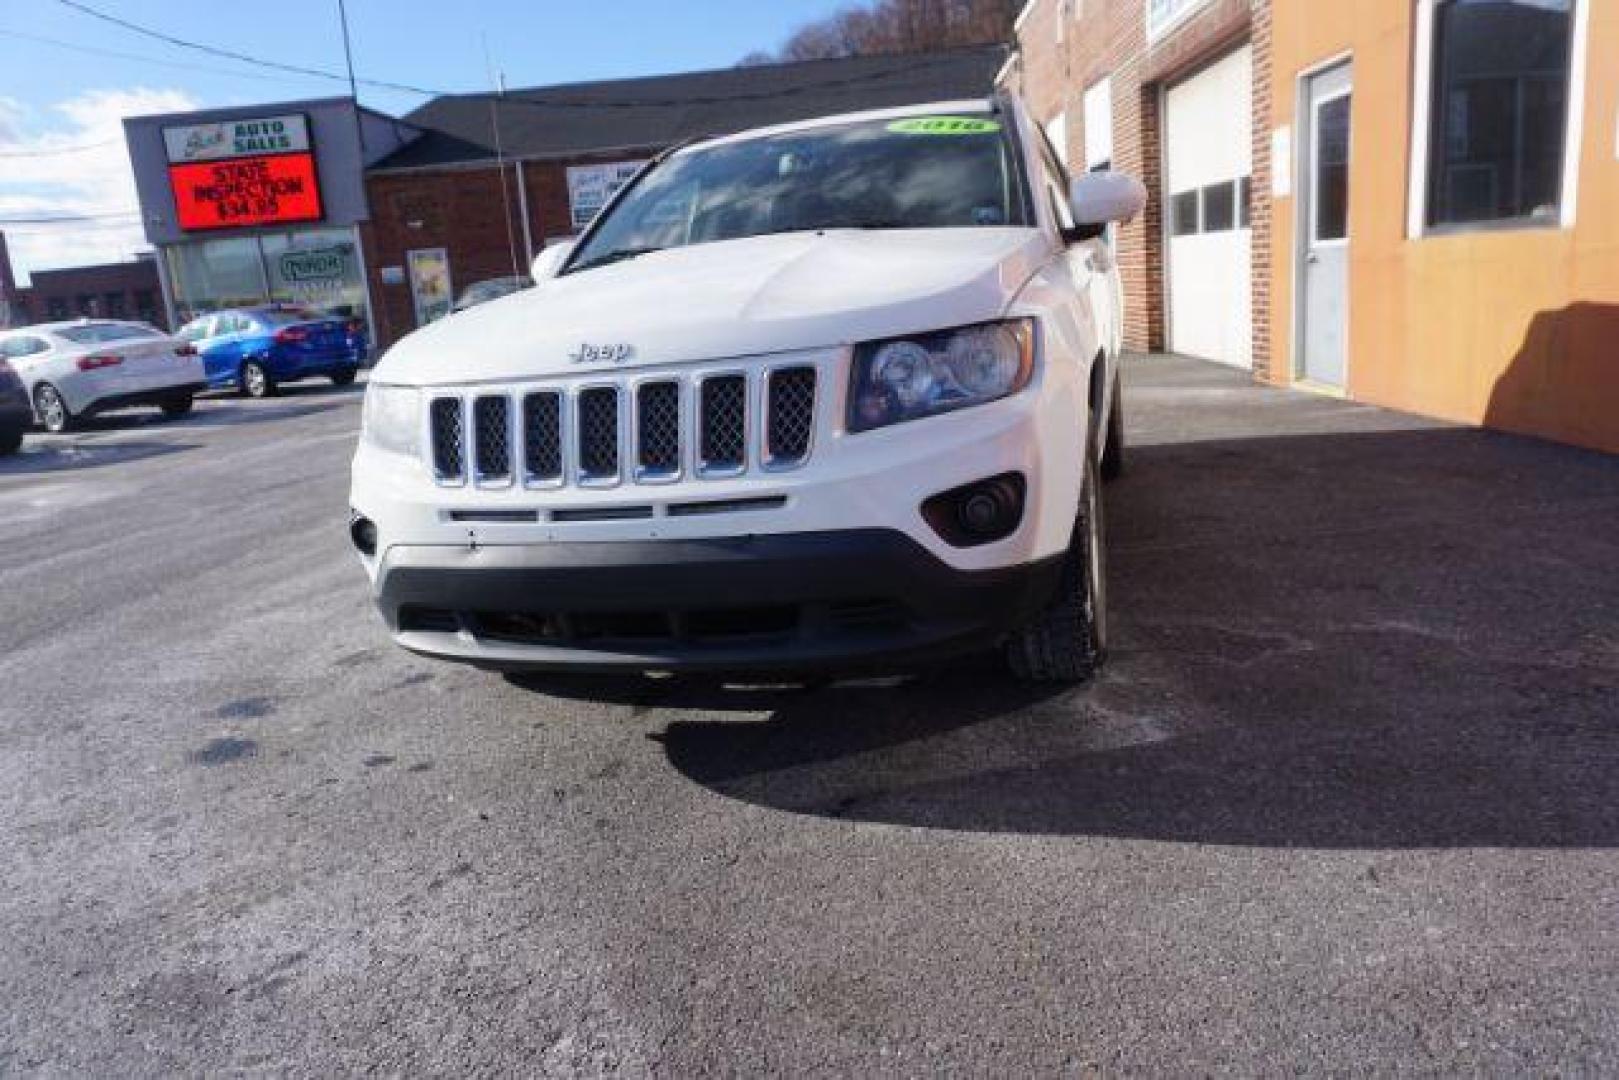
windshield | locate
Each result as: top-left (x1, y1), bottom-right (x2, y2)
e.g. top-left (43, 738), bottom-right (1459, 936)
top-left (568, 113), bottom-right (1030, 273)
top-left (56, 323), bottom-right (163, 345)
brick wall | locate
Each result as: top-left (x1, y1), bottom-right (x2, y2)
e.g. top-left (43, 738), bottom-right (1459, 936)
top-left (1011, 0), bottom-right (1262, 358)
top-left (1249, 0), bottom-right (1274, 381)
top-left (363, 152), bottom-right (650, 349)
top-left (0, 254), bottom-right (165, 329)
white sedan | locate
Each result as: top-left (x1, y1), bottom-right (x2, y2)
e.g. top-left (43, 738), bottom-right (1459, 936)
top-left (0, 320), bottom-right (209, 433)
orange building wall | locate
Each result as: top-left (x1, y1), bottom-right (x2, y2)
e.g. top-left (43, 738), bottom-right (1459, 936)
top-left (1266, 0), bottom-right (1619, 454)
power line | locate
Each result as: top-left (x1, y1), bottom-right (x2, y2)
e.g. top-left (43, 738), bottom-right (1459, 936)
top-left (0, 211), bottom-right (141, 224)
top-left (0, 28), bottom-right (346, 88)
top-left (48, 0), bottom-right (993, 112)
top-left (52, 0), bottom-right (442, 96)
top-left (0, 137), bottom-right (117, 158)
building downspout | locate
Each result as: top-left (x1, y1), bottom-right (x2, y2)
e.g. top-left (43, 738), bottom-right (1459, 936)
top-left (516, 160), bottom-right (535, 268)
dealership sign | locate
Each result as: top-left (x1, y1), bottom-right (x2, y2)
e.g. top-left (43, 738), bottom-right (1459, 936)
top-left (169, 155), bottom-right (323, 231)
top-left (163, 113), bottom-right (322, 231)
top-left (566, 161), bottom-right (647, 231)
top-left (162, 114), bottom-right (311, 164)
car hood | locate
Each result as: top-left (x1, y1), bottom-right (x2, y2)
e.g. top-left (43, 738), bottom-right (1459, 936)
top-left (374, 228), bottom-right (1052, 386)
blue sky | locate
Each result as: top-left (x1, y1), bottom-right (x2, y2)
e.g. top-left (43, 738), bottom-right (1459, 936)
top-left (0, 0), bottom-right (844, 281)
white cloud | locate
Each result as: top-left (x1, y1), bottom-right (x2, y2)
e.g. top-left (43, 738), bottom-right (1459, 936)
top-left (1, 87), bottom-right (198, 285)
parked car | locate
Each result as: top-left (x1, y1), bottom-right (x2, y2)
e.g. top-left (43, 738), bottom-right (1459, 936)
top-left (177, 305), bottom-right (366, 398)
top-left (452, 276), bottom-right (534, 313)
top-left (0, 357), bottom-right (30, 454)
top-left (0, 320), bottom-right (207, 434)
top-left (350, 97), bottom-right (1145, 683)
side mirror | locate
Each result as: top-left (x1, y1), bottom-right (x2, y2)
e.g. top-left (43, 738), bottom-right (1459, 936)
top-left (530, 239), bottom-right (577, 281)
top-left (1070, 170), bottom-right (1148, 228)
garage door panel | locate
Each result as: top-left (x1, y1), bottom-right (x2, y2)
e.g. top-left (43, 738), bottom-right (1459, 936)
top-left (1167, 45), bottom-right (1253, 369)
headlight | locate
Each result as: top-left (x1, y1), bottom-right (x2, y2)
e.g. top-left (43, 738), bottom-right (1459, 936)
top-left (362, 383), bottom-right (420, 456)
top-left (848, 320), bottom-right (1035, 433)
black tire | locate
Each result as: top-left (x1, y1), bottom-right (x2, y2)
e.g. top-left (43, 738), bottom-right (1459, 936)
top-left (1100, 367), bottom-right (1125, 483)
top-left (1006, 446), bottom-right (1108, 684)
top-left (240, 360), bottom-right (275, 399)
top-left (0, 429), bottom-right (21, 455)
top-left (330, 368), bottom-right (357, 387)
top-left (34, 383), bottom-right (73, 434)
top-left (160, 394), bottom-right (194, 419)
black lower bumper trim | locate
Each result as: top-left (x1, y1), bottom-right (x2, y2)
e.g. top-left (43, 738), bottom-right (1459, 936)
top-left (83, 383), bottom-right (207, 415)
top-left (375, 529), bottom-right (1064, 674)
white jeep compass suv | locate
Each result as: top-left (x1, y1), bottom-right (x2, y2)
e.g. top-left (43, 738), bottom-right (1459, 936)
top-left (350, 97), bottom-right (1146, 682)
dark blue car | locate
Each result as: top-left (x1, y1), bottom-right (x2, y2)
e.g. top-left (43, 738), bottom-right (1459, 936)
top-left (176, 306), bottom-right (367, 398)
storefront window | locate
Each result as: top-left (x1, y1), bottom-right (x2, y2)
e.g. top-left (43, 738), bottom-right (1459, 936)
top-left (260, 228), bottom-right (367, 320)
top-left (166, 236), bottom-right (266, 322)
top-left (164, 227), bottom-right (369, 328)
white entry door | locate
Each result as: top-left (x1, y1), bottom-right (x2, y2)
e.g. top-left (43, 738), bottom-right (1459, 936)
top-left (1298, 61), bottom-right (1352, 388)
top-left (1165, 45), bottom-right (1254, 369)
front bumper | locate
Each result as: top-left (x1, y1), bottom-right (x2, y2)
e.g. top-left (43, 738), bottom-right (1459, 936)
top-left (373, 529), bottom-right (1064, 674)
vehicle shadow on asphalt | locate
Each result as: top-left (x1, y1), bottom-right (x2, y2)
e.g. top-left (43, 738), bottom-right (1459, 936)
top-left (0, 440), bottom-right (199, 475)
top-left (514, 425), bottom-right (1619, 849)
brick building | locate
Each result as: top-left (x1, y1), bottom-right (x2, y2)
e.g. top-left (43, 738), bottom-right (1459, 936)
top-left (1002, 0), bottom-right (1264, 372)
top-left (0, 231), bottom-right (166, 330)
top-left (361, 47), bottom-right (1008, 348)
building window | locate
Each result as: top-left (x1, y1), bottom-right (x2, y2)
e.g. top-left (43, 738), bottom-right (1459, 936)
top-left (1315, 96), bottom-right (1351, 242)
top-left (1083, 78), bottom-right (1114, 171)
top-left (104, 292), bottom-right (127, 318)
top-left (1171, 190), bottom-right (1200, 236)
top-left (47, 297), bottom-right (68, 319)
top-left (1416, 0), bottom-right (1580, 231)
top-left (1202, 181), bottom-right (1236, 232)
top-left (1146, 0), bottom-right (1213, 41)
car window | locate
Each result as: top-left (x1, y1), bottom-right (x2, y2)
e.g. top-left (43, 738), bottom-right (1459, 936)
top-left (57, 323), bottom-right (164, 345)
top-left (570, 113), bottom-right (1032, 273)
top-left (1, 336), bottom-right (51, 358)
top-left (176, 319), bottom-right (211, 343)
top-left (1032, 125), bottom-right (1076, 232)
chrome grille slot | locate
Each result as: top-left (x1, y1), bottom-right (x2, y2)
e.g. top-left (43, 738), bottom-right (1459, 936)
top-left (428, 359), bottom-right (820, 493)
top-left (430, 397), bottom-right (465, 482)
top-left (472, 395), bottom-right (511, 482)
top-left (636, 381), bottom-right (681, 479)
top-left (522, 391), bottom-right (563, 483)
top-left (577, 386), bottom-right (621, 482)
top-left (699, 375), bottom-right (747, 475)
top-left (766, 367), bottom-right (816, 466)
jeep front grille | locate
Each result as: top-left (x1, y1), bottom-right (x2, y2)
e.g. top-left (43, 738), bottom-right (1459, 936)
top-left (577, 386), bottom-right (620, 482)
top-left (430, 397), bottom-right (464, 480)
top-left (426, 362), bottom-right (820, 488)
top-left (699, 375), bottom-right (747, 474)
top-left (472, 395), bottom-right (511, 482)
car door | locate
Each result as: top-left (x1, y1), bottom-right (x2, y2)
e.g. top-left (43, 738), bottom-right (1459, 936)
top-left (195, 316), bottom-right (242, 382)
top-left (1028, 123), bottom-right (1113, 446)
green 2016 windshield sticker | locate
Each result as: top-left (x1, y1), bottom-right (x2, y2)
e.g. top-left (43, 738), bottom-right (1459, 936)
top-left (887, 117), bottom-right (1001, 136)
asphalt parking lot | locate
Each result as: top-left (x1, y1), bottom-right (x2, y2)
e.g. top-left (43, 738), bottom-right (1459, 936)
top-left (2, 357), bottom-right (1616, 1074)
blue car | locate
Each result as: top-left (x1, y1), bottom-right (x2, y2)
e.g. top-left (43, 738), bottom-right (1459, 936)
top-left (176, 305), bottom-right (367, 398)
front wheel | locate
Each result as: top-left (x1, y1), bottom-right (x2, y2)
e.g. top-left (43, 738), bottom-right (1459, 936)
top-left (160, 394), bottom-right (194, 419)
top-left (1006, 446), bottom-right (1108, 684)
top-left (1100, 367), bottom-right (1125, 483)
top-left (0, 429), bottom-right (22, 455)
top-left (330, 368), bottom-right (357, 387)
top-left (34, 383), bottom-right (73, 434)
top-left (240, 360), bottom-right (275, 399)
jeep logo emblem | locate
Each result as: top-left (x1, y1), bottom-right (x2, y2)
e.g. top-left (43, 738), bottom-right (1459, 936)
top-left (568, 343), bottom-right (635, 364)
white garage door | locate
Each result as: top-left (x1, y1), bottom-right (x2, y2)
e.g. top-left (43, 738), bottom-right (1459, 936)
top-left (1165, 46), bottom-right (1253, 369)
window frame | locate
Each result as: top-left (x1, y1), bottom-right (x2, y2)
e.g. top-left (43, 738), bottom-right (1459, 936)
top-left (1406, 0), bottom-right (1590, 238)
top-left (1145, 0), bottom-right (1215, 43)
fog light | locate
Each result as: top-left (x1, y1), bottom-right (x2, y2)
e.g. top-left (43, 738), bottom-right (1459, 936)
top-left (349, 513), bottom-right (378, 556)
top-left (922, 473), bottom-right (1026, 548)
